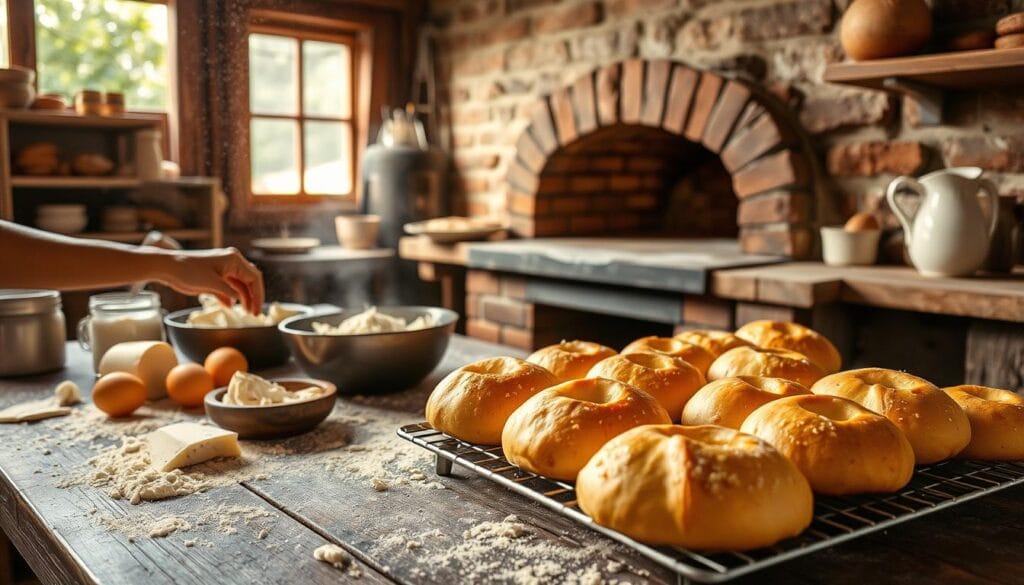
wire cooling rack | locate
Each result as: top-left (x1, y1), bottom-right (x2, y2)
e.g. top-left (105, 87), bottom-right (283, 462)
top-left (398, 422), bottom-right (1024, 583)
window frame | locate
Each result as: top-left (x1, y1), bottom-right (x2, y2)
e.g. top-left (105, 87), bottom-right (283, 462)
top-left (245, 24), bottom-right (359, 205)
top-left (5, 0), bottom-right (178, 160)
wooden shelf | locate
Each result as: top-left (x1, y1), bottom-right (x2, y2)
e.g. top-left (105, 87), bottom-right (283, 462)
top-left (11, 176), bottom-right (142, 189)
top-left (76, 229), bottom-right (212, 243)
top-left (824, 47), bottom-right (1024, 91)
top-left (0, 108), bottom-right (162, 129)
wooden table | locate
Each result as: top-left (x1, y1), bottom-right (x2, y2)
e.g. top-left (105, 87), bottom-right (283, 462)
top-left (2, 339), bottom-right (1023, 585)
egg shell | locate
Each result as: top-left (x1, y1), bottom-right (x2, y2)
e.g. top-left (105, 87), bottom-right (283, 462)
top-left (93, 372), bottom-right (147, 418)
top-left (166, 363), bottom-right (215, 408)
top-left (204, 347), bottom-right (249, 387)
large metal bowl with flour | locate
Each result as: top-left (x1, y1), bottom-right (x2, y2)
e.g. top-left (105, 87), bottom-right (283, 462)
top-left (278, 306), bottom-right (458, 395)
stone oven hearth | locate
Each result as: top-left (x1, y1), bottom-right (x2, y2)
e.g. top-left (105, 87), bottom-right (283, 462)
top-left (505, 59), bottom-right (834, 258)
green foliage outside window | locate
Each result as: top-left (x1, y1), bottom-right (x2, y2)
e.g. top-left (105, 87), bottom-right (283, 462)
top-left (34, 0), bottom-right (169, 110)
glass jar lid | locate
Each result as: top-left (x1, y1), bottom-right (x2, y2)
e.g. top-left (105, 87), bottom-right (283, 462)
top-left (88, 291), bottom-right (161, 315)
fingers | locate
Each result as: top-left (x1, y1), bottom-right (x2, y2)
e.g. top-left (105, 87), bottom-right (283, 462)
top-left (222, 249), bottom-right (264, 315)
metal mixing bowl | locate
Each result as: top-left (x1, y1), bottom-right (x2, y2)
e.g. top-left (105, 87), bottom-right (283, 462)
top-left (164, 303), bottom-right (312, 369)
top-left (279, 306), bottom-right (458, 395)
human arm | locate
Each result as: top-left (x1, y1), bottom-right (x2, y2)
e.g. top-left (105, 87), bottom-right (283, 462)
top-left (0, 221), bottom-right (264, 314)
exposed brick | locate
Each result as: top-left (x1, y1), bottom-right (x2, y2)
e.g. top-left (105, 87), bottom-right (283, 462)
top-left (591, 156), bottom-right (625, 172)
top-left (533, 216), bottom-right (570, 236)
top-left (451, 51), bottom-right (504, 77)
top-left (451, 130), bottom-right (475, 148)
top-left (571, 73), bottom-right (598, 136)
top-left (550, 88), bottom-right (578, 146)
top-left (641, 59), bottom-right (671, 127)
top-left (702, 80), bottom-right (751, 153)
top-left (506, 40), bottom-right (569, 71)
top-left (627, 157), bottom-right (665, 172)
top-left (551, 195), bottom-right (590, 213)
top-left (537, 175), bottom-right (569, 194)
top-left (684, 72), bottom-right (723, 142)
top-left (740, 225), bottom-right (813, 258)
top-left (509, 214), bottom-right (536, 237)
top-left (500, 325), bottom-right (535, 350)
top-left (481, 296), bottom-right (533, 328)
top-left (515, 131), bottom-right (547, 173)
top-left (737, 191), bottom-right (811, 225)
top-left (532, 1), bottom-right (602, 34)
top-left (501, 275), bottom-right (529, 300)
top-left (593, 194), bottom-right (624, 211)
top-left (545, 156), bottom-right (589, 174)
top-left (732, 149), bottom-right (808, 198)
top-left (569, 214), bottom-right (607, 233)
top-left (465, 293), bottom-right (480, 319)
top-left (799, 90), bottom-right (893, 134)
top-left (508, 190), bottom-right (539, 215)
top-left (528, 100), bottom-right (559, 155)
top-left (626, 193), bottom-right (659, 209)
top-left (455, 152), bottom-right (500, 171)
top-left (607, 0), bottom-right (677, 17)
top-left (941, 135), bottom-right (1024, 172)
top-left (456, 0), bottom-right (503, 24)
top-left (467, 318), bottom-right (501, 343)
top-left (450, 106), bottom-right (490, 126)
top-left (596, 63), bottom-right (621, 126)
top-left (569, 175), bottom-right (607, 193)
top-left (477, 17), bottom-right (530, 46)
top-left (620, 58), bottom-right (644, 124)
top-left (677, 0), bottom-right (832, 51)
top-left (721, 113), bottom-right (787, 172)
top-left (467, 270), bottom-right (500, 295)
top-left (608, 212), bottom-right (642, 231)
top-left (507, 160), bottom-right (539, 193)
top-left (663, 66), bottom-right (699, 134)
top-left (610, 175), bottom-right (642, 191)
top-left (569, 24), bottom-right (639, 61)
top-left (827, 141), bottom-right (927, 177)
top-left (507, 0), bottom-right (560, 11)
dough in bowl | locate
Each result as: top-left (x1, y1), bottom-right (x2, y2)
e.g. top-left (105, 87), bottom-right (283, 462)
top-left (501, 377), bottom-right (670, 480)
top-left (577, 425), bottom-right (813, 550)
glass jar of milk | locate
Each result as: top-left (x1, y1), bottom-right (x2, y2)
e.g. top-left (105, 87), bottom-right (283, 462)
top-left (77, 291), bottom-right (166, 372)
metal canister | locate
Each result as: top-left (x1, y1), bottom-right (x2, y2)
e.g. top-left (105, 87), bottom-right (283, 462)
top-left (0, 290), bottom-right (66, 377)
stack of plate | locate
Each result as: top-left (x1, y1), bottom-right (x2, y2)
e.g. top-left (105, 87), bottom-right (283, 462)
top-left (0, 67), bottom-right (36, 109)
top-left (101, 206), bottom-right (139, 233)
top-left (36, 205), bottom-right (87, 234)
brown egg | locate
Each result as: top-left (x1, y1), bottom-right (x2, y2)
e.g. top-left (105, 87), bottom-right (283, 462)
top-left (844, 212), bottom-right (881, 232)
top-left (166, 363), bottom-right (215, 408)
top-left (204, 347), bottom-right (249, 387)
top-left (92, 372), bottom-right (147, 418)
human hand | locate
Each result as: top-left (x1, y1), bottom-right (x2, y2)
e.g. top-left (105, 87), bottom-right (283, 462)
top-left (160, 247), bottom-right (265, 314)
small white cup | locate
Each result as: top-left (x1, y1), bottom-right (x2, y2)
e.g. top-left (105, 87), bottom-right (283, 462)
top-left (335, 214), bottom-right (381, 250)
top-left (820, 227), bottom-right (881, 266)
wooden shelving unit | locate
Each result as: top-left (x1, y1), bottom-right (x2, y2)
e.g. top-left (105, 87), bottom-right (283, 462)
top-left (823, 47), bottom-right (1024, 124)
top-left (11, 176), bottom-right (143, 189)
top-left (0, 108), bottom-right (223, 248)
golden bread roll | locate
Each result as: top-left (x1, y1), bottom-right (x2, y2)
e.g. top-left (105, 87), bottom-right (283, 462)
top-left (526, 340), bottom-right (616, 382)
top-left (501, 377), bottom-right (670, 480)
top-left (673, 329), bottom-right (753, 360)
top-left (708, 346), bottom-right (824, 388)
top-left (425, 357), bottom-right (557, 445)
top-left (735, 320), bottom-right (841, 374)
top-left (681, 376), bottom-right (809, 429)
top-left (945, 385), bottom-right (1024, 461)
top-left (741, 394), bottom-right (915, 494)
top-left (577, 425), bottom-right (813, 550)
top-left (621, 336), bottom-right (715, 375)
top-left (587, 352), bottom-right (705, 421)
top-left (812, 368), bottom-right (970, 464)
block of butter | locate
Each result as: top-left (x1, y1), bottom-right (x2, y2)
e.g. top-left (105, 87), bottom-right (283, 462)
top-left (148, 422), bottom-right (241, 472)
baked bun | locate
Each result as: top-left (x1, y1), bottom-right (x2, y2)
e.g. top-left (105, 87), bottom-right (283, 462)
top-left (674, 330), bottom-right (753, 360)
top-left (708, 346), bottom-right (824, 388)
top-left (681, 376), bottom-right (809, 428)
top-left (741, 394), bottom-right (915, 494)
top-left (587, 352), bottom-right (705, 421)
top-left (621, 336), bottom-right (715, 375)
top-left (811, 368), bottom-right (970, 464)
top-left (735, 320), bottom-right (841, 374)
top-left (577, 425), bottom-right (813, 550)
top-left (526, 340), bottom-right (616, 382)
top-left (425, 357), bottom-right (557, 445)
top-left (501, 377), bottom-right (670, 480)
top-left (945, 385), bottom-right (1024, 461)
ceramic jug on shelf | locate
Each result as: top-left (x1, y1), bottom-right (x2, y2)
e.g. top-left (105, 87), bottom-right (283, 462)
top-left (886, 167), bottom-right (999, 278)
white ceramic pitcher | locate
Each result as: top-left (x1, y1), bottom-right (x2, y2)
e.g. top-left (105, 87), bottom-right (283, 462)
top-left (886, 167), bottom-right (998, 277)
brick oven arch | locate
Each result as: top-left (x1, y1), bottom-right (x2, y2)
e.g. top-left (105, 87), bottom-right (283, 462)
top-left (505, 59), bottom-right (830, 258)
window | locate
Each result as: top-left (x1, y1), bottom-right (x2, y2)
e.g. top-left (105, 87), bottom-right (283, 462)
top-left (247, 30), bottom-right (356, 201)
top-left (33, 0), bottom-right (169, 110)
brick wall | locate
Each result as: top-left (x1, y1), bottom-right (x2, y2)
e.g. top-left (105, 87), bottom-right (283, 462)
top-left (430, 0), bottom-right (1024, 239)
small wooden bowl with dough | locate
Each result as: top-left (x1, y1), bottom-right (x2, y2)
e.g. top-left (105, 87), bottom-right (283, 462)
top-left (204, 378), bottom-right (337, 439)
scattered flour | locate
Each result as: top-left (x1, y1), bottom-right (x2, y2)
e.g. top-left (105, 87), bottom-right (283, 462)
top-left (313, 543), bottom-right (363, 578)
top-left (148, 516), bottom-right (191, 538)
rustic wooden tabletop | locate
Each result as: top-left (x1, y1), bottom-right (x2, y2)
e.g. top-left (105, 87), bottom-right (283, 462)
top-left (1, 337), bottom-right (1021, 585)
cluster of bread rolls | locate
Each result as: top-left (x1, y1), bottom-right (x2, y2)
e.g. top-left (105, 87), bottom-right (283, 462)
top-left (424, 321), bottom-right (1024, 551)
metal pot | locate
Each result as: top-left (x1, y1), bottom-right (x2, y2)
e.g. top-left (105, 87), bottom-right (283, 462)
top-left (0, 290), bottom-right (66, 377)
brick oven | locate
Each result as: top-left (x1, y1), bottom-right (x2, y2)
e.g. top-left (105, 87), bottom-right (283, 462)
top-left (504, 58), bottom-right (834, 258)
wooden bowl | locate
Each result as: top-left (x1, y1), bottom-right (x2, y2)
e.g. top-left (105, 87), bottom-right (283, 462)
top-left (203, 378), bottom-right (337, 439)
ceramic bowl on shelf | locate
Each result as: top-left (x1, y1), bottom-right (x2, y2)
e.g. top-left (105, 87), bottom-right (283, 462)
top-left (251, 237), bottom-right (320, 255)
top-left (0, 83), bottom-right (35, 109)
top-left (335, 214), bottom-right (381, 250)
top-left (820, 226), bottom-right (881, 266)
top-left (35, 211), bottom-right (88, 235)
top-left (0, 66), bottom-right (34, 85)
